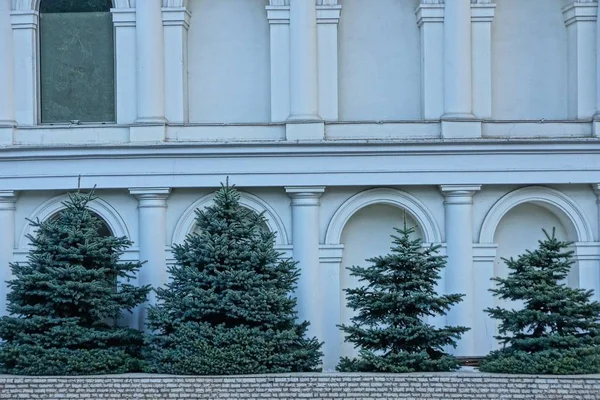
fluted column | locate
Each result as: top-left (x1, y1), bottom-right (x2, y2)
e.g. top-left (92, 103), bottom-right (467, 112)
top-left (129, 188), bottom-right (170, 330)
top-left (286, 186), bottom-right (325, 341)
top-left (0, 0), bottom-right (15, 133)
top-left (132, 1), bottom-right (166, 142)
top-left (287, 0), bottom-right (323, 140)
top-left (416, 2), bottom-right (444, 120)
top-left (316, 3), bottom-right (341, 121)
top-left (471, 2), bottom-right (495, 120)
top-left (0, 191), bottom-right (18, 317)
top-left (266, 3), bottom-right (290, 122)
top-left (593, 1), bottom-right (600, 135)
top-left (440, 185), bottom-right (481, 356)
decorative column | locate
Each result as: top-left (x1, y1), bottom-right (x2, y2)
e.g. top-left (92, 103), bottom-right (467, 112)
top-left (574, 242), bottom-right (600, 302)
top-left (111, 7), bottom-right (137, 124)
top-left (441, 0), bottom-right (481, 138)
top-left (10, 10), bottom-right (38, 126)
top-left (471, 2), bottom-right (495, 120)
top-left (0, 191), bottom-right (18, 316)
top-left (440, 185), bottom-right (481, 357)
top-left (285, 187), bottom-right (325, 342)
top-left (162, 5), bottom-right (191, 124)
top-left (266, 2), bottom-right (290, 122)
top-left (416, 1), bottom-right (444, 120)
top-left (129, 188), bottom-right (170, 330)
top-left (132, 0), bottom-right (166, 142)
top-left (472, 243), bottom-right (498, 356)
top-left (316, 2), bottom-right (341, 121)
top-left (563, 2), bottom-right (597, 120)
top-left (0, 0), bottom-right (16, 144)
top-left (318, 243), bottom-right (344, 371)
top-left (287, 0), bottom-right (324, 140)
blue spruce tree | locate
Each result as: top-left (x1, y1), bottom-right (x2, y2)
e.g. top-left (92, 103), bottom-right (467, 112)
top-left (146, 181), bottom-right (322, 374)
top-left (481, 228), bottom-right (600, 374)
top-left (337, 225), bottom-right (468, 372)
top-left (0, 191), bottom-right (149, 375)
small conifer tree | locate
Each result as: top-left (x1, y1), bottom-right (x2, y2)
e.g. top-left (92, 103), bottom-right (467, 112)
top-left (0, 191), bottom-right (149, 375)
top-left (337, 225), bottom-right (468, 372)
top-left (146, 181), bottom-right (322, 374)
top-left (481, 228), bottom-right (600, 374)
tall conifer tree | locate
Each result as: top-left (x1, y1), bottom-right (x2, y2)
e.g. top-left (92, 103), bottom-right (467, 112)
top-left (0, 191), bottom-right (149, 375)
top-left (481, 229), bottom-right (600, 374)
top-left (146, 181), bottom-right (322, 374)
top-left (337, 225), bottom-right (468, 372)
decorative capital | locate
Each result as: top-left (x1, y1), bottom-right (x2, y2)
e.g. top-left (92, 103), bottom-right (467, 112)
top-left (129, 188), bottom-right (171, 208)
top-left (563, 2), bottom-right (597, 27)
top-left (415, 3), bottom-right (444, 27)
top-left (316, 4), bottom-right (341, 24)
top-left (0, 191), bottom-right (19, 211)
top-left (471, 3), bottom-right (495, 23)
top-left (266, 5), bottom-right (290, 25)
top-left (162, 7), bottom-right (191, 29)
top-left (440, 185), bottom-right (481, 204)
top-left (285, 186), bottom-right (325, 206)
top-left (111, 8), bottom-right (136, 27)
top-left (10, 10), bottom-right (38, 30)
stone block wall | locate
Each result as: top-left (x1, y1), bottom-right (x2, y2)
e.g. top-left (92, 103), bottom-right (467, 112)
top-left (0, 372), bottom-right (599, 399)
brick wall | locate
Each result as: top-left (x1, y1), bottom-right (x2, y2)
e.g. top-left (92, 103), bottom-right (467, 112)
top-left (0, 372), bottom-right (599, 399)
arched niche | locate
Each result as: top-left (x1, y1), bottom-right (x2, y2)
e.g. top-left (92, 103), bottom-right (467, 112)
top-left (171, 191), bottom-right (289, 246)
top-left (18, 193), bottom-right (130, 250)
top-left (325, 188), bottom-right (442, 245)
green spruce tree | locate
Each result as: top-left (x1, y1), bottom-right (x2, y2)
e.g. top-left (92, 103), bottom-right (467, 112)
top-left (337, 225), bottom-right (468, 372)
top-left (481, 228), bottom-right (600, 374)
top-left (0, 191), bottom-right (149, 375)
top-left (146, 181), bottom-right (322, 374)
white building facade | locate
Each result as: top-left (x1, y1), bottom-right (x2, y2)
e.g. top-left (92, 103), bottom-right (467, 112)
top-left (1, 0), bottom-right (600, 370)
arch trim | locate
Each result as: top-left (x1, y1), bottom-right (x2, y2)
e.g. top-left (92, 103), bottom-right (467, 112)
top-left (171, 191), bottom-right (289, 246)
top-left (479, 186), bottom-right (594, 244)
top-left (17, 193), bottom-right (131, 249)
top-left (325, 188), bottom-right (442, 245)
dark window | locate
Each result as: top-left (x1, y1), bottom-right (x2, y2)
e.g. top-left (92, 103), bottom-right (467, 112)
top-left (39, 0), bottom-right (115, 123)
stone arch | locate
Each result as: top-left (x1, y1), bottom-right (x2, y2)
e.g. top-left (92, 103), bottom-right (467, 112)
top-left (11, 0), bottom-right (133, 11)
top-left (325, 188), bottom-right (442, 245)
top-left (171, 191), bottom-right (289, 246)
top-left (479, 186), bottom-right (593, 244)
top-left (17, 193), bottom-right (130, 249)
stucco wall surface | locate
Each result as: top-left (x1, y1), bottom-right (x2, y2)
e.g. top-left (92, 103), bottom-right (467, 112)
top-left (0, 373), bottom-right (599, 400)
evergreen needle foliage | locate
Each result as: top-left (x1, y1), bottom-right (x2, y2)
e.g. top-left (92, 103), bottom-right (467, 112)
top-left (0, 191), bottom-right (149, 375)
top-left (481, 228), bottom-right (600, 374)
top-left (337, 225), bottom-right (468, 373)
top-left (146, 181), bottom-right (322, 374)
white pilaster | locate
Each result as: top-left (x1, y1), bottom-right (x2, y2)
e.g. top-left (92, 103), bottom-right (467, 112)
top-left (595, 0), bottom-right (600, 135)
top-left (129, 188), bottom-right (170, 330)
top-left (416, 3), bottom-right (444, 120)
top-left (472, 243), bottom-right (497, 357)
top-left (111, 8), bottom-right (137, 125)
top-left (0, 191), bottom-right (18, 317)
top-left (442, 0), bottom-right (481, 138)
top-left (471, 3), bottom-right (495, 120)
top-left (574, 242), bottom-right (600, 302)
top-left (10, 11), bottom-right (38, 126)
top-left (135, 0), bottom-right (166, 126)
top-left (0, 0), bottom-right (15, 130)
top-left (287, 0), bottom-right (323, 140)
top-left (266, 5), bottom-right (290, 122)
top-left (286, 186), bottom-right (325, 342)
top-left (162, 7), bottom-right (190, 124)
top-left (440, 185), bottom-right (481, 357)
top-left (316, 4), bottom-right (341, 121)
top-left (319, 243), bottom-right (344, 371)
top-left (563, 2), bottom-right (597, 120)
